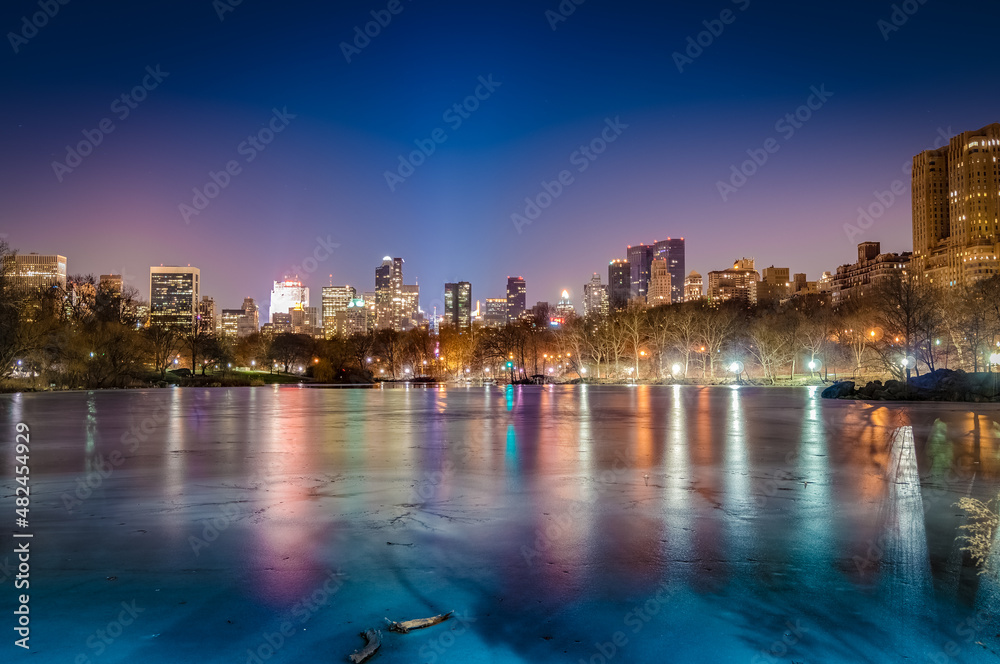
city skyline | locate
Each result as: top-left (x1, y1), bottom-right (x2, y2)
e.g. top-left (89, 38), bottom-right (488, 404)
top-left (5, 1), bottom-right (999, 315)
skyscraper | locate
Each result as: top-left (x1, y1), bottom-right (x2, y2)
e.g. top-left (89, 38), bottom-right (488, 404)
top-left (506, 276), bottom-right (526, 322)
top-left (269, 278), bottom-right (309, 324)
top-left (198, 296), bottom-right (217, 334)
top-left (443, 281), bottom-right (472, 331)
top-left (483, 298), bottom-right (507, 327)
top-left (646, 258), bottom-right (672, 306)
top-left (912, 123), bottom-right (1000, 286)
top-left (683, 271), bottom-right (703, 301)
top-left (627, 244), bottom-right (653, 299)
top-left (583, 272), bottom-right (608, 317)
top-left (653, 238), bottom-right (686, 302)
top-left (375, 257), bottom-right (418, 330)
top-left (238, 297), bottom-right (259, 336)
top-left (149, 266), bottom-right (200, 331)
top-left (608, 260), bottom-right (631, 311)
top-left (555, 289), bottom-right (575, 318)
top-left (3, 253), bottom-right (67, 292)
top-left (321, 285), bottom-right (356, 338)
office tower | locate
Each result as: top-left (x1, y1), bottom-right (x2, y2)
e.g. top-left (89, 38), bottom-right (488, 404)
top-left (483, 298), bottom-right (508, 327)
top-left (608, 259), bottom-right (631, 311)
top-left (832, 242), bottom-right (911, 304)
top-left (99, 274), bottom-right (123, 293)
top-left (321, 285), bottom-right (356, 338)
top-left (3, 253), bottom-right (67, 292)
top-left (444, 281), bottom-right (472, 331)
top-left (583, 272), bottom-right (609, 317)
top-left (220, 309), bottom-right (242, 338)
top-left (555, 290), bottom-right (575, 318)
top-left (758, 266), bottom-right (791, 303)
top-left (653, 238), bottom-right (686, 302)
top-left (506, 276), bottom-right (526, 322)
top-left (290, 306), bottom-right (322, 337)
top-left (198, 296), bottom-right (217, 334)
top-left (683, 271), bottom-right (703, 301)
top-left (269, 278), bottom-right (309, 324)
top-left (707, 258), bottom-right (759, 305)
top-left (912, 123), bottom-right (1000, 286)
top-left (646, 258), bottom-right (672, 306)
top-left (149, 266), bottom-right (200, 331)
top-left (238, 297), bottom-right (259, 336)
top-left (335, 297), bottom-right (369, 336)
top-left (271, 312), bottom-right (292, 334)
top-left (401, 284), bottom-right (419, 330)
top-left (626, 244), bottom-right (653, 299)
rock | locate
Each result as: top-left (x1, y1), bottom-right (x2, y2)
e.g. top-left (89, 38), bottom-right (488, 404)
top-left (821, 381), bottom-right (855, 399)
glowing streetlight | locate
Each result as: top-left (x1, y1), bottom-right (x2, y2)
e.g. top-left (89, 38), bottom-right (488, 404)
top-left (671, 363), bottom-right (682, 376)
top-left (807, 359), bottom-right (820, 371)
top-left (728, 361), bottom-right (744, 374)
top-left (990, 353), bottom-right (1000, 366)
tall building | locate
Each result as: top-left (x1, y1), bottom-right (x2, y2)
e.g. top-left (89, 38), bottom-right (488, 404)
top-left (483, 298), bottom-right (507, 327)
top-left (98, 274), bottom-right (123, 293)
top-left (269, 278), bottom-right (309, 324)
top-left (238, 297), bottom-right (259, 336)
top-left (555, 289), bottom-right (575, 318)
top-left (646, 258), bottom-right (672, 306)
top-left (291, 306), bottom-right (322, 337)
top-left (401, 284), bottom-right (420, 329)
top-left (912, 123), bottom-right (1000, 286)
top-left (198, 296), bottom-right (217, 334)
top-left (149, 266), bottom-right (200, 331)
top-left (321, 285), bottom-right (356, 338)
top-left (758, 266), bottom-right (791, 304)
top-left (443, 282), bottom-right (472, 331)
top-left (832, 242), bottom-right (911, 304)
top-left (335, 297), bottom-right (369, 336)
top-left (374, 257), bottom-right (419, 330)
top-left (220, 309), bottom-right (242, 338)
top-left (707, 258), bottom-right (759, 305)
top-left (626, 244), bottom-right (653, 299)
top-left (583, 273), bottom-right (609, 317)
top-left (653, 238), bottom-right (685, 302)
top-left (608, 260), bottom-right (631, 311)
top-left (683, 271), bottom-right (703, 302)
top-left (3, 253), bottom-right (67, 292)
top-left (506, 276), bottom-right (526, 322)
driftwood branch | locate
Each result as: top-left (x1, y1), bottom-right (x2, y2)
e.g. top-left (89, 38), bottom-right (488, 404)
top-left (384, 610), bottom-right (454, 634)
top-left (348, 628), bottom-right (382, 663)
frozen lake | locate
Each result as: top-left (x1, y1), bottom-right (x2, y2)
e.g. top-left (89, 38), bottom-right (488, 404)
top-left (2, 384), bottom-right (999, 663)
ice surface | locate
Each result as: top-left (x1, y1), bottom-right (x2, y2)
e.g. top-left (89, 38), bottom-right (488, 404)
top-left (1, 384), bottom-right (999, 662)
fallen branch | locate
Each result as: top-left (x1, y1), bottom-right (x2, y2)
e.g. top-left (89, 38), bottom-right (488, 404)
top-left (348, 628), bottom-right (381, 663)
top-left (385, 610), bottom-right (454, 634)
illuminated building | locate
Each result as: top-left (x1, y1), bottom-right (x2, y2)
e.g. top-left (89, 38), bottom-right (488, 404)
top-left (269, 278), bottom-right (309, 324)
top-left (683, 271), bottom-right (703, 301)
top-left (832, 242), bottom-right (911, 304)
top-left (444, 281), bottom-right (472, 331)
top-left (374, 257), bottom-right (418, 330)
top-left (653, 238), bottom-right (685, 302)
top-left (149, 265), bottom-right (200, 331)
top-left (555, 289), bottom-right (575, 318)
top-left (583, 272), bottom-right (609, 317)
top-left (238, 297), bottom-right (259, 336)
top-left (912, 123), bottom-right (1000, 286)
top-left (4, 253), bottom-right (67, 292)
top-left (646, 258), bottom-right (672, 306)
top-left (99, 274), bottom-right (122, 293)
top-left (627, 243), bottom-right (653, 299)
top-left (335, 297), bottom-right (369, 336)
top-left (707, 258), bottom-right (758, 305)
top-left (198, 296), bottom-right (217, 334)
top-left (483, 298), bottom-right (507, 327)
top-left (220, 309), bottom-right (241, 338)
top-left (608, 259), bottom-right (631, 311)
top-left (506, 276), bottom-right (526, 322)
top-left (322, 285), bottom-right (356, 338)
top-left (758, 266), bottom-right (791, 304)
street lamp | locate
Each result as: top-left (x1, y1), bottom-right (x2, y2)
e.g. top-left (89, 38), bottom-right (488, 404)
top-left (671, 363), bottom-right (682, 376)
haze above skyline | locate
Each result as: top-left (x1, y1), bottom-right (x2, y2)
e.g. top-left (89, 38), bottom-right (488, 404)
top-left (3, 0), bottom-right (999, 311)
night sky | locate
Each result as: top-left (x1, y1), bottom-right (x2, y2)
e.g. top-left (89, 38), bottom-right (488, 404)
top-left (2, 0), bottom-right (998, 314)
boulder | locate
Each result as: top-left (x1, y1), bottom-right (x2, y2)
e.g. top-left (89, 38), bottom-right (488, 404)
top-left (821, 381), bottom-right (855, 399)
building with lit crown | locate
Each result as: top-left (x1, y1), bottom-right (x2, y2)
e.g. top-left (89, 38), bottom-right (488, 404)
top-left (646, 258), bottom-right (672, 306)
top-left (269, 278), bottom-right (309, 325)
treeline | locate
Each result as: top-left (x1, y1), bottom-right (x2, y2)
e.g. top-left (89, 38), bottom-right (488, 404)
top-left (3, 238), bottom-right (1000, 388)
